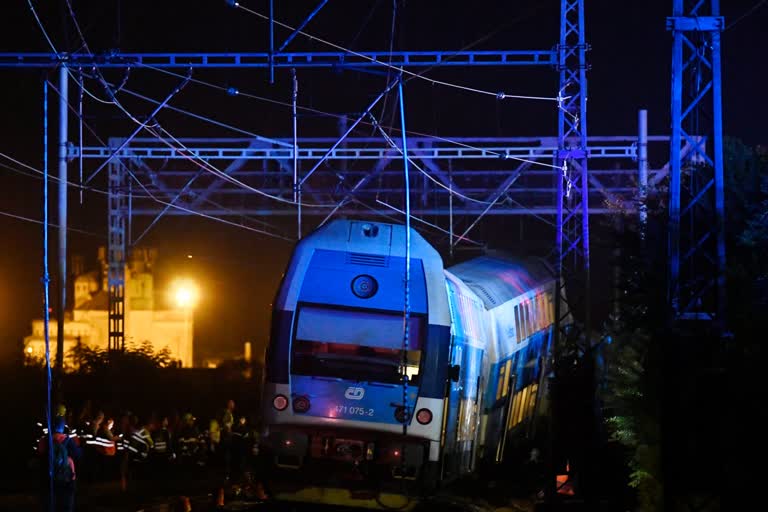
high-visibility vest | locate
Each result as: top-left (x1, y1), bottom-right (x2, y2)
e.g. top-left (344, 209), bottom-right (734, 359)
top-left (129, 428), bottom-right (153, 458)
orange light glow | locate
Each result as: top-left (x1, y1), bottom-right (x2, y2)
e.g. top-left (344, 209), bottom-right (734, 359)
top-left (171, 279), bottom-right (199, 309)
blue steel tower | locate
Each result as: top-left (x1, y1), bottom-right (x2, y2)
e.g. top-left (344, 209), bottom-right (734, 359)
top-left (667, 0), bottom-right (726, 326)
top-left (555, 0), bottom-right (590, 345)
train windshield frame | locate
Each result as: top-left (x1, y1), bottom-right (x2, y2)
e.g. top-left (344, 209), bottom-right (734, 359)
top-left (291, 306), bottom-right (425, 385)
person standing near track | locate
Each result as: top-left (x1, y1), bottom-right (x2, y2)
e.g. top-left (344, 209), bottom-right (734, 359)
top-left (38, 416), bottom-right (81, 512)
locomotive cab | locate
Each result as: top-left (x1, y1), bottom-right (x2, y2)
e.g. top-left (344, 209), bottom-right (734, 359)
top-left (262, 220), bottom-right (451, 488)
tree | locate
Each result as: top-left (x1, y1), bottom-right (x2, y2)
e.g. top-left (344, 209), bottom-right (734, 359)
top-left (69, 340), bottom-right (175, 374)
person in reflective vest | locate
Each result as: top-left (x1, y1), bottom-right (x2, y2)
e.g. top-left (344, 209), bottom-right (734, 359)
top-left (152, 416), bottom-right (174, 460)
top-left (94, 418), bottom-right (117, 457)
top-left (176, 413), bottom-right (202, 462)
top-left (38, 416), bottom-right (82, 512)
top-left (128, 419), bottom-right (154, 461)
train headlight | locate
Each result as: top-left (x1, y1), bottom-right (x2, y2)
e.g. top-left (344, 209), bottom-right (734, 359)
top-left (272, 394), bottom-right (289, 411)
top-left (394, 406), bottom-right (410, 423)
top-left (292, 396), bottom-right (311, 413)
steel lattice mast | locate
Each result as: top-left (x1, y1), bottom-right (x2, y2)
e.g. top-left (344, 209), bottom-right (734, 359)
top-left (554, 0), bottom-right (590, 347)
top-left (107, 138), bottom-right (128, 352)
top-left (667, 0), bottom-right (726, 326)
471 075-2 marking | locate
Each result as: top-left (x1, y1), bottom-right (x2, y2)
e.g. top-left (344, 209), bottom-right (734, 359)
top-left (335, 405), bottom-right (375, 417)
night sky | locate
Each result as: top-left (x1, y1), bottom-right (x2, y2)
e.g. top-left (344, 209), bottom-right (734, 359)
top-left (1, 0), bottom-right (766, 364)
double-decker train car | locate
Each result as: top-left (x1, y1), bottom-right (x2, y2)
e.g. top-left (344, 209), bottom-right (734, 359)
top-left (261, 219), bottom-right (560, 504)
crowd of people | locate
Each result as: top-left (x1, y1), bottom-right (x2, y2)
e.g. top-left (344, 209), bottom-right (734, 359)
top-left (34, 399), bottom-right (263, 511)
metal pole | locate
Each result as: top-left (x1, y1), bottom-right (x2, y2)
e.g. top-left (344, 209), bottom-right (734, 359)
top-left (397, 78), bottom-right (412, 447)
top-left (292, 68), bottom-right (300, 239)
top-left (56, 64), bottom-right (68, 374)
top-left (711, 1), bottom-right (727, 329)
top-left (638, 110), bottom-right (648, 241)
top-left (668, 0), bottom-right (683, 318)
top-left (578, 0), bottom-right (591, 353)
top-left (78, 69), bottom-right (83, 204)
top-left (449, 159), bottom-right (454, 262)
top-left (43, 77), bottom-right (55, 512)
top-left (269, 0), bottom-right (275, 84)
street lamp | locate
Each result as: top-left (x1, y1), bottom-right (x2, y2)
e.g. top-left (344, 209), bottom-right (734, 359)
top-left (173, 279), bottom-right (199, 309)
top-left (170, 279), bottom-right (198, 367)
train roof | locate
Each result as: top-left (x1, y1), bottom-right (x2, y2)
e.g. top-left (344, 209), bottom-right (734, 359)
top-left (446, 255), bottom-right (554, 310)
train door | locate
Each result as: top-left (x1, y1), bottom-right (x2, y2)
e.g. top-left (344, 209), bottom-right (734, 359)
top-left (493, 353), bottom-right (519, 463)
top-left (441, 341), bottom-right (462, 480)
top-left (457, 344), bottom-right (483, 474)
top-left (468, 357), bottom-right (486, 472)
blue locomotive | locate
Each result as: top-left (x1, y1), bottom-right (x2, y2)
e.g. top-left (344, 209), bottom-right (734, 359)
top-left (261, 219), bottom-right (559, 499)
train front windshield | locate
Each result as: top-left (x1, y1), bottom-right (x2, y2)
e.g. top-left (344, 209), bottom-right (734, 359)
top-left (291, 306), bottom-right (424, 385)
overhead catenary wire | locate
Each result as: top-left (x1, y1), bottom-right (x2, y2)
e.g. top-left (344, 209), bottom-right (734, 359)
top-left (369, 110), bottom-right (557, 228)
top-left (52, 68), bottom-right (336, 215)
top-left (85, 70), bottom-right (192, 184)
top-left (726, 0), bottom-right (768, 30)
top-left (42, 80), bottom-right (293, 239)
top-left (115, 158), bottom-right (295, 241)
top-left (67, 68), bottom-right (340, 209)
top-left (27, 0), bottom-right (149, 129)
top-left (368, 113), bottom-right (495, 205)
top-left (149, 123), bottom-right (338, 209)
top-left (35, 0), bottom-right (568, 185)
top-left (78, 69), bottom-right (291, 147)
top-left (0, 210), bottom-right (103, 238)
top-left (373, 199), bottom-right (483, 246)
top-left (132, 65), bottom-right (566, 172)
top-left (32, 0), bottom-right (565, 230)
top-left (0, 151), bottom-right (292, 242)
top-left (87, 70), bottom-right (565, 224)
top-left (0, 151), bottom-right (146, 199)
top-left (232, 1), bottom-right (560, 102)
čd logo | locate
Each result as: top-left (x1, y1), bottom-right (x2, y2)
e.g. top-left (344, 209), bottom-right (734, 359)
top-left (344, 386), bottom-right (365, 400)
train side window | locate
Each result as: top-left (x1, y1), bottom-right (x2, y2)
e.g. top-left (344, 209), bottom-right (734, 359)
top-left (548, 293), bottom-right (555, 324)
top-left (544, 294), bottom-right (552, 325)
top-left (503, 360), bottom-right (512, 398)
top-left (496, 362), bottom-right (507, 401)
top-left (526, 383), bottom-right (539, 419)
top-left (514, 385), bottom-right (530, 426)
top-left (524, 300), bottom-right (531, 336)
top-left (514, 305), bottom-right (521, 343)
top-left (537, 294), bottom-right (545, 330)
top-left (523, 301), bottom-right (531, 339)
top-left (507, 392), bottom-right (521, 431)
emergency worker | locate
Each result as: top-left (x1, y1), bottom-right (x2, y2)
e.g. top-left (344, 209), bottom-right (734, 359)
top-left (231, 416), bottom-right (249, 479)
top-left (91, 417), bottom-right (117, 482)
top-left (38, 416), bottom-right (81, 512)
top-left (221, 400), bottom-right (236, 479)
top-left (176, 413), bottom-right (202, 463)
top-left (129, 418), bottom-right (154, 461)
top-left (152, 417), bottom-right (173, 459)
